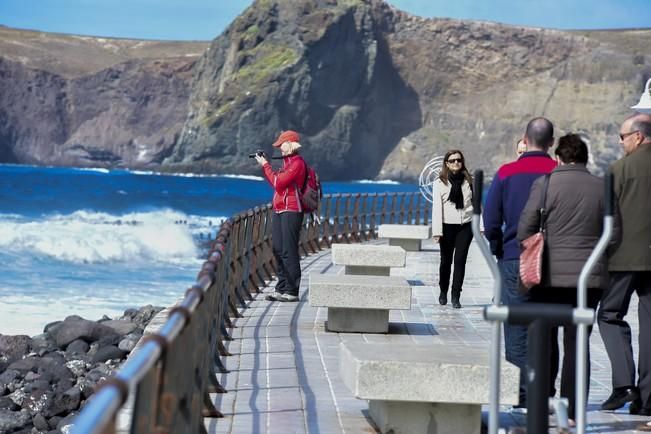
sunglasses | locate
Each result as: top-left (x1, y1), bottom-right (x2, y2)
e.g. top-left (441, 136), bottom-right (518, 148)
top-left (447, 158), bottom-right (463, 163)
top-left (619, 130), bottom-right (639, 141)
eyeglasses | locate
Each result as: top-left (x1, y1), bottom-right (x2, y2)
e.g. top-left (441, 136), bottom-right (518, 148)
top-left (447, 158), bottom-right (463, 164)
top-left (619, 130), bottom-right (639, 141)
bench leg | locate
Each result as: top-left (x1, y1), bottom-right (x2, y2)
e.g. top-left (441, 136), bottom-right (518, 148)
top-left (369, 400), bottom-right (481, 434)
top-left (326, 308), bottom-right (389, 333)
top-left (344, 265), bottom-right (391, 276)
top-left (389, 238), bottom-right (422, 251)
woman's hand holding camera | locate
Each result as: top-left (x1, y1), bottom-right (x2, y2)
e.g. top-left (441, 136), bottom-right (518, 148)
top-left (254, 154), bottom-right (268, 166)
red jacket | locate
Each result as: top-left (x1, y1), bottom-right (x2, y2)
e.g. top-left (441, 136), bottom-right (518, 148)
top-left (262, 154), bottom-right (306, 213)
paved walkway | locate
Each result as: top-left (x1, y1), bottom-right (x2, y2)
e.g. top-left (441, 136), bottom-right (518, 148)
top-left (205, 239), bottom-right (647, 433)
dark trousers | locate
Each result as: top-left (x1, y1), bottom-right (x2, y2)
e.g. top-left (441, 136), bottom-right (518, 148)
top-left (598, 272), bottom-right (651, 404)
top-left (271, 211), bottom-right (303, 296)
top-left (439, 222), bottom-right (473, 297)
top-left (499, 258), bottom-right (529, 405)
top-left (530, 287), bottom-right (602, 418)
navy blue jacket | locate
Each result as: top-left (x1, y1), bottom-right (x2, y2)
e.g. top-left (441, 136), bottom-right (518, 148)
top-left (483, 151), bottom-right (556, 260)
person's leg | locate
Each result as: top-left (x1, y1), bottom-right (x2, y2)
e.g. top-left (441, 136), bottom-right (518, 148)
top-left (450, 223), bottom-right (474, 307)
top-left (635, 273), bottom-right (651, 407)
top-left (499, 258), bottom-right (529, 406)
top-left (270, 212), bottom-right (286, 295)
top-left (597, 272), bottom-right (637, 391)
top-left (280, 212), bottom-right (304, 298)
top-left (438, 224), bottom-right (456, 305)
top-left (561, 321), bottom-right (578, 419)
top-left (529, 287), bottom-right (560, 399)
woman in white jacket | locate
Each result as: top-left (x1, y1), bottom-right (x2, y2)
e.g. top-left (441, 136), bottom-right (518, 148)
top-left (432, 150), bottom-right (476, 308)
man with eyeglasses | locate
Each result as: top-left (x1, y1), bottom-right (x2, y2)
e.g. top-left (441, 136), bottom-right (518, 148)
top-left (598, 112), bottom-right (651, 415)
top-left (483, 117), bottom-right (557, 411)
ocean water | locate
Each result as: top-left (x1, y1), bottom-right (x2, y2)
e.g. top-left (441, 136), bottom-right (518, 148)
top-left (0, 164), bottom-right (417, 336)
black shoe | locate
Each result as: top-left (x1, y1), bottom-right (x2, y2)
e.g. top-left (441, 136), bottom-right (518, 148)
top-left (630, 397), bottom-right (643, 414)
top-left (601, 386), bottom-right (639, 411)
top-left (451, 297), bottom-right (461, 309)
top-left (439, 293), bottom-right (448, 305)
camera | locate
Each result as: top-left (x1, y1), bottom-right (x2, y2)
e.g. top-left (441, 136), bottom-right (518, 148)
top-left (248, 150), bottom-right (266, 159)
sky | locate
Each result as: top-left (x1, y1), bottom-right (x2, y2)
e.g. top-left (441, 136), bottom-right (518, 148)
top-left (0, 0), bottom-right (650, 41)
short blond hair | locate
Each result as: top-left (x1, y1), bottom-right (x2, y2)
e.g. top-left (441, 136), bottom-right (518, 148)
top-left (283, 141), bottom-right (302, 154)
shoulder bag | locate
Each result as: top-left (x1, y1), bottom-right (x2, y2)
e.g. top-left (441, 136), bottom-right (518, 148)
top-left (519, 174), bottom-right (551, 291)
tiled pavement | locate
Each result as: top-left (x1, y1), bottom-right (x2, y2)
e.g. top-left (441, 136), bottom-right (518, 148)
top-left (205, 239), bottom-right (648, 433)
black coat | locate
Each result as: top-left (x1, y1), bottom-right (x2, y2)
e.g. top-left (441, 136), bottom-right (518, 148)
top-left (517, 165), bottom-right (621, 289)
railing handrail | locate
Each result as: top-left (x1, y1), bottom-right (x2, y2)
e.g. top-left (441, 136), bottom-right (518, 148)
top-left (72, 191), bottom-right (429, 434)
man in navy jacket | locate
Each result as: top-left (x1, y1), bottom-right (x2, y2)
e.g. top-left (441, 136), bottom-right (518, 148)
top-left (483, 117), bottom-right (557, 409)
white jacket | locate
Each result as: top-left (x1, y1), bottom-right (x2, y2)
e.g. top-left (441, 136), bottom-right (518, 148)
top-left (431, 178), bottom-right (482, 237)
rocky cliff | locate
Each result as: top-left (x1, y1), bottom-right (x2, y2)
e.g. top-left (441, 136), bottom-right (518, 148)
top-left (1, 1), bottom-right (650, 179)
top-left (0, 26), bottom-right (208, 168)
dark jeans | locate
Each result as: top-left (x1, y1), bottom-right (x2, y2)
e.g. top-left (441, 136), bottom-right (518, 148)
top-left (271, 211), bottom-right (304, 297)
top-left (499, 258), bottom-right (529, 405)
top-left (529, 287), bottom-right (602, 419)
top-left (598, 272), bottom-right (651, 405)
top-left (439, 222), bottom-right (473, 298)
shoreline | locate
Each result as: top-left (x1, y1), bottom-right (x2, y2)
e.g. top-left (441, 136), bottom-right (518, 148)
top-left (0, 305), bottom-right (164, 433)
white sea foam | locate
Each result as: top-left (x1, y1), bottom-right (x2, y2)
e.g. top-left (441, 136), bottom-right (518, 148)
top-left (128, 169), bottom-right (263, 181)
top-left (355, 179), bottom-right (401, 185)
top-left (0, 210), bottom-right (226, 265)
top-left (220, 174), bottom-right (264, 181)
top-left (74, 167), bottom-right (111, 174)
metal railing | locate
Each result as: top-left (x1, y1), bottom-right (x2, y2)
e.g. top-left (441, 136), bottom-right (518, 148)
top-left (72, 191), bottom-right (429, 434)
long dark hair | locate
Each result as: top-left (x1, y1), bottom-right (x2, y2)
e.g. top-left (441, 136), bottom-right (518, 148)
top-left (439, 149), bottom-right (472, 186)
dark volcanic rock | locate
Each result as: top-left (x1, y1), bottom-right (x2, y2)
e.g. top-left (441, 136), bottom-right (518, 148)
top-left (33, 412), bottom-right (49, 431)
top-left (0, 408), bottom-right (31, 433)
top-left (91, 346), bottom-right (126, 364)
top-left (0, 335), bottom-right (32, 362)
top-left (48, 317), bottom-right (119, 349)
top-left (65, 339), bottom-right (89, 356)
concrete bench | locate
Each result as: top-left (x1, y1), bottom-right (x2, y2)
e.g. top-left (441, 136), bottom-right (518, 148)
top-left (331, 243), bottom-right (406, 276)
top-left (378, 224), bottom-right (431, 251)
top-left (340, 342), bottom-right (519, 434)
top-left (309, 274), bottom-right (411, 333)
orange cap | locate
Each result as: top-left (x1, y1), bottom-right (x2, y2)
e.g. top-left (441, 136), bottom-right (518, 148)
top-left (272, 130), bottom-right (300, 147)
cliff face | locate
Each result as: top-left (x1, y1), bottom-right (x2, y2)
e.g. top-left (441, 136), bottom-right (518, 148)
top-left (1, 1), bottom-right (650, 179)
top-left (167, 0), bottom-right (650, 179)
top-left (0, 26), bottom-right (208, 169)
top-left (166, 0), bottom-right (421, 179)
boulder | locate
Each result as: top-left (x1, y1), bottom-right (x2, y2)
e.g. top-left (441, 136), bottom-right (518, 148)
top-left (33, 412), bottom-right (49, 431)
top-left (0, 335), bottom-right (32, 362)
top-left (48, 318), bottom-right (119, 349)
top-left (59, 387), bottom-right (81, 412)
top-left (99, 320), bottom-right (137, 336)
top-left (0, 369), bottom-right (21, 387)
top-left (0, 396), bottom-right (20, 411)
top-left (91, 346), bottom-right (126, 364)
top-left (65, 340), bottom-right (89, 356)
top-left (0, 408), bottom-right (31, 433)
top-left (31, 334), bottom-right (58, 357)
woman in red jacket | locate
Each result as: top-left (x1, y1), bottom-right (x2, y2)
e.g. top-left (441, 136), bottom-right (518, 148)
top-left (255, 130), bottom-right (306, 302)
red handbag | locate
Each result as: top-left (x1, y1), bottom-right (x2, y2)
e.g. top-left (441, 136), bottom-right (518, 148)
top-left (519, 175), bottom-right (551, 290)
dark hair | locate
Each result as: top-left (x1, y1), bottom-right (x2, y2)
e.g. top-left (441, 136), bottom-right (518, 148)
top-left (555, 134), bottom-right (588, 164)
top-left (525, 117), bottom-right (554, 149)
top-left (439, 149), bottom-right (472, 186)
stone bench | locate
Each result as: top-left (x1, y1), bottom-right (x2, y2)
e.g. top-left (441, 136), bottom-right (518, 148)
top-left (309, 274), bottom-right (411, 333)
top-left (339, 342), bottom-right (519, 434)
top-left (331, 243), bottom-right (406, 276)
top-left (378, 224), bottom-right (432, 251)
